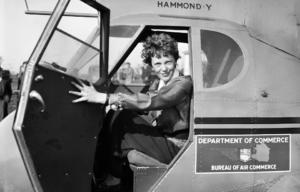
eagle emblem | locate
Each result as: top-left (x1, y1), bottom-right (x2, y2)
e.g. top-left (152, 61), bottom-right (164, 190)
top-left (211, 143), bottom-right (270, 163)
top-left (240, 149), bottom-right (251, 162)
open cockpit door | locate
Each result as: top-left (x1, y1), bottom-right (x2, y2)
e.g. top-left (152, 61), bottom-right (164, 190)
top-left (13, 0), bottom-right (110, 191)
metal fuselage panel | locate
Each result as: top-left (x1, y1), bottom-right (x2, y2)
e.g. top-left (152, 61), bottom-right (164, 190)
top-left (112, 13), bottom-right (300, 192)
top-left (100, 0), bottom-right (300, 59)
top-left (0, 111), bottom-right (34, 192)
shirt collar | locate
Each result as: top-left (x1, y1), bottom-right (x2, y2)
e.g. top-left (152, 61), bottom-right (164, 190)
top-left (157, 70), bottom-right (180, 91)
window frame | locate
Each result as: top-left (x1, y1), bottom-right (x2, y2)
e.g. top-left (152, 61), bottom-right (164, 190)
top-left (193, 28), bottom-right (247, 92)
top-left (106, 25), bottom-right (194, 168)
top-left (13, 1), bottom-right (110, 190)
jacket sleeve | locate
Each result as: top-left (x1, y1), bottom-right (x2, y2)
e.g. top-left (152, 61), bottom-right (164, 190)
top-left (109, 77), bottom-right (192, 111)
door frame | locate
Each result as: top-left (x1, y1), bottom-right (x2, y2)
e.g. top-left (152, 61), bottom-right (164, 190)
top-left (13, 0), bottom-right (110, 191)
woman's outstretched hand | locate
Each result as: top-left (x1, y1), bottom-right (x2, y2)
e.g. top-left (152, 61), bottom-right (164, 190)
top-left (69, 79), bottom-right (106, 104)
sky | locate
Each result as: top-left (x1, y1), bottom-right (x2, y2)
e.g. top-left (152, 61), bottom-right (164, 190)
top-left (0, 0), bottom-right (139, 75)
top-left (0, 0), bottom-right (50, 73)
top-left (0, 0), bottom-right (96, 74)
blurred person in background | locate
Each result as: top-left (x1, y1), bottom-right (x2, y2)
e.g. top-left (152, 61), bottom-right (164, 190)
top-left (0, 70), bottom-right (12, 120)
top-left (121, 62), bottom-right (135, 85)
top-left (141, 62), bottom-right (152, 84)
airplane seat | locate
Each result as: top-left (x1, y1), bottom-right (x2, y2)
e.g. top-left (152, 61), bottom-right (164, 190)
top-left (127, 149), bottom-right (167, 169)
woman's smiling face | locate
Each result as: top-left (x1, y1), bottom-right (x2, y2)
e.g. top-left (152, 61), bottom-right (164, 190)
top-left (151, 53), bottom-right (177, 85)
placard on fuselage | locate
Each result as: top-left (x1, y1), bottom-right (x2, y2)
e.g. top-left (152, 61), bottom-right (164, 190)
top-left (195, 135), bottom-right (290, 174)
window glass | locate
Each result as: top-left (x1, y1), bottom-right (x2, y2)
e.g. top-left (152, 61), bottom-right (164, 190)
top-left (38, 8), bottom-right (100, 82)
top-left (40, 24), bottom-right (142, 83)
top-left (108, 25), bottom-right (141, 73)
top-left (40, 29), bottom-right (100, 81)
top-left (57, 17), bottom-right (99, 44)
top-left (111, 29), bottom-right (189, 86)
top-left (26, 0), bottom-right (97, 13)
top-left (111, 43), bottom-right (156, 85)
top-left (113, 43), bottom-right (189, 86)
top-left (201, 30), bottom-right (244, 88)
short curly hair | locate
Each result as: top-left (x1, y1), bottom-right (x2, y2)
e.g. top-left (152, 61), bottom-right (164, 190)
top-left (141, 33), bottom-right (180, 66)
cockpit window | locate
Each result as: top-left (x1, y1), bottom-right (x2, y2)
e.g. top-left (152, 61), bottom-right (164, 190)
top-left (110, 27), bottom-right (189, 86)
top-left (201, 30), bottom-right (244, 88)
top-left (108, 25), bottom-right (141, 73)
top-left (39, 23), bottom-right (142, 83)
top-left (39, 11), bottom-right (100, 82)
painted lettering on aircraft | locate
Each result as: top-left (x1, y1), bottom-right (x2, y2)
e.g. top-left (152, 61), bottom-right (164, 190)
top-left (211, 164), bottom-right (277, 171)
top-left (196, 135), bottom-right (290, 173)
top-left (157, 1), bottom-right (212, 11)
top-left (198, 136), bottom-right (289, 144)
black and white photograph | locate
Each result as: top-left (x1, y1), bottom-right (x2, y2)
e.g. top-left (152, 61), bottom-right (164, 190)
top-left (1, 0), bottom-right (300, 191)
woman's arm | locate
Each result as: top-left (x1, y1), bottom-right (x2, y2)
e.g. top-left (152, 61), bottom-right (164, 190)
top-left (69, 76), bottom-right (192, 111)
top-left (109, 76), bottom-right (192, 111)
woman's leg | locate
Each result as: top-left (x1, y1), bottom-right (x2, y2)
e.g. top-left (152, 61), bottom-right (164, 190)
top-left (108, 110), bottom-right (180, 174)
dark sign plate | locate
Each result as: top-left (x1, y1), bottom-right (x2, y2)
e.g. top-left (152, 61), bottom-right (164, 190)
top-left (196, 135), bottom-right (290, 173)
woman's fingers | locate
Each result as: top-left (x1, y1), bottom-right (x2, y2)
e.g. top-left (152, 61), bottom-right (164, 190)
top-left (69, 90), bottom-right (87, 103)
top-left (110, 104), bottom-right (123, 111)
top-left (72, 97), bottom-right (87, 103)
top-left (74, 78), bottom-right (85, 86)
top-left (69, 79), bottom-right (100, 103)
top-left (71, 81), bottom-right (83, 91)
top-left (88, 79), bottom-right (94, 87)
top-left (69, 90), bottom-right (81, 96)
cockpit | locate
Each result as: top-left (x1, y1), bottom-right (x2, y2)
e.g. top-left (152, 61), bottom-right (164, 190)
top-left (13, 0), bottom-right (246, 191)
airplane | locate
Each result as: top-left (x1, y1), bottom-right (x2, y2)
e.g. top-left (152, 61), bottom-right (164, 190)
top-left (0, 0), bottom-right (300, 191)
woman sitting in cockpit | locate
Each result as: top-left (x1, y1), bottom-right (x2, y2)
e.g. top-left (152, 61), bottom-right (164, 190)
top-left (69, 33), bottom-right (193, 190)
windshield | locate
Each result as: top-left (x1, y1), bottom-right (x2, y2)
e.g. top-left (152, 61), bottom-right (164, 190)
top-left (39, 21), bottom-right (141, 83)
top-left (40, 21), bottom-right (192, 85)
top-left (109, 26), bottom-right (189, 86)
top-left (38, 0), bottom-right (100, 82)
top-left (108, 25), bottom-right (141, 72)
